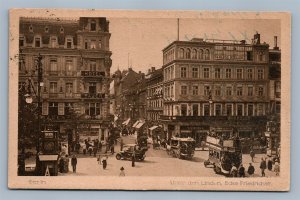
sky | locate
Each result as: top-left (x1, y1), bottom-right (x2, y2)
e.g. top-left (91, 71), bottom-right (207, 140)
top-left (108, 18), bottom-right (281, 73)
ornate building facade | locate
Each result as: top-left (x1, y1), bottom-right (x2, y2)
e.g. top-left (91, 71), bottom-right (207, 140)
top-left (160, 33), bottom-right (270, 147)
top-left (19, 17), bottom-right (112, 144)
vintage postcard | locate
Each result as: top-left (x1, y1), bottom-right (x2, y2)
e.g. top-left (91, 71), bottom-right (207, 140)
top-left (8, 9), bottom-right (290, 191)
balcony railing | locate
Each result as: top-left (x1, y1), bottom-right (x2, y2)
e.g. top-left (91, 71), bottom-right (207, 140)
top-left (160, 115), bottom-right (267, 122)
top-left (81, 71), bottom-right (105, 77)
top-left (81, 93), bottom-right (106, 99)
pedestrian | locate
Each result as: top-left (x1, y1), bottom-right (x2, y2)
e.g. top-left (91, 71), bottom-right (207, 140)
top-left (59, 157), bottom-right (64, 173)
top-left (93, 145), bottom-right (98, 157)
top-left (238, 164), bottom-right (245, 177)
top-left (71, 154), bottom-right (77, 173)
top-left (230, 164), bottom-right (238, 177)
top-left (102, 157), bottom-right (107, 169)
top-left (120, 138), bottom-right (124, 151)
top-left (75, 142), bottom-right (81, 154)
top-left (267, 158), bottom-right (273, 171)
top-left (273, 162), bottom-right (280, 176)
top-left (88, 146), bottom-right (93, 156)
top-left (97, 154), bottom-right (101, 165)
top-left (64, 155), bottom-right (70, 173)
top-left (247, 163), bottom-right (255, 177)
top-left (119, 166), bottom-right (125, 176)
top-left (250, 149), bottom-right (255, 162)
top-left (98, 141), bottom-right (102, 153)
top-left (132, 151), bottom-right (136, 167)
top-left (260, 157), bottom-right (267, 177)
top-left (82, 143), bottom-right (86, 155)
top-left (111, 145), bottom-right (115, 154)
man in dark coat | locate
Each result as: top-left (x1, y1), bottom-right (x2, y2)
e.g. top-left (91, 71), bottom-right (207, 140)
top-left (238, 164), bottom-right (245, 177)
top-left (132, 151), bottom-right (136, 167)
top-left (260, 157), bottom-right (267, 177)
top-left (250, 149), bottom-right (255, 162)
top-left (267, 159), bottom-right (273, 171)
top-left (102, 157), bottom-right (107, 169)
top-left (247, 163), bottom-right (255, 176)
top-left (71, 154), bottom-right (77, 173)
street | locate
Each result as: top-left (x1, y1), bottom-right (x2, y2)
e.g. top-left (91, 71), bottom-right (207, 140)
top-left (59, 135), bottom-right (279, 178)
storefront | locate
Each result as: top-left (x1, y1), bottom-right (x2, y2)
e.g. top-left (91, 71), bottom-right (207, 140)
top-left (180, 125), bottom-right (210, 147)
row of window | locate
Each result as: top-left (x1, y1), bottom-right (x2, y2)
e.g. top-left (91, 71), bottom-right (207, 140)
top-left (42, 102), bottom-right (101, 116)
top-left (164, 103), bottom-right (265, 117)
top-left (148, 99), bottom-right (163, 108)
top-left (179, 85), bottom-right (265, 97)
top-left (179, 66), bottom-right (264, 80)
top-left (147, 112), bottom-right (161, 121)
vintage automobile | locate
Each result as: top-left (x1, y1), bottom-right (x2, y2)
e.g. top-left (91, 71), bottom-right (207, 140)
top-left (204, 135), bottom-right (242, 175)
top-left (115, 144), bottom-right (146, 161)
top-left (168, 137), bottom-right (196, 159)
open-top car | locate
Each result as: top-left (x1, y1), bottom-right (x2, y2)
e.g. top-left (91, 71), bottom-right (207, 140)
top-left (115, 144), bottom-right (146, 161)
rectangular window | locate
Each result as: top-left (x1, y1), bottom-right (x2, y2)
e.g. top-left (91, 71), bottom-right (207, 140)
top-left (49, 82), bottom-right (57, 93)
top-left (237, 86), bottom-right (243, 96)
top-left (258, 87), bottom-right (264, 96)
top-left (19, 37), bottom-right (25, 47)
top-left (258, 69), bottom-right (264, 80)
top-left (247, 68), bottom-right (253, 79)
top-left (204, 86), bottom-right (210, 96)
top-left (50, 60), bottom-right (57, 72)
top-left (215, 104), bottom-right (222, 116)
top-left (89, 82), bottom-right (97, 94)
top-left (48, 102), bottom-right (58, 116)
top-left (237, 104), bottom-right (243, 116)
top-left (181, 104), bottom-right (187, 116)
top-left (215, 86), bottom-right (221, 96)
top-left (226, 86), bottom-right (232, 96)
top-left (192, 85), bottom-right (198, 95)
top-left (204, 104), bottom-right (210, 116)
top-left (181, 67), bottom-right (187, 78)
top-left (215, 68), bottom-right (220, 79)
top-left (236, 69), bottom-right (243, 79)
top-left (90, 40), bottom-right (96, 49)
top-left (248, 104), bottom-right (254, 116)
top-left (181, 85), bottom-right (187, 95)
top-left (226, 104), bottom-right (232, 116)
top-left (257, 104), bottom-right (264, 116)
top-left (64, 103), bottom-right (73, 116)
top-left (90, 61), bottom-right (96, 71)
top-left (66, 83), bottom-right (73, 93)
top-left (248, 86), bottom-right (253, 96)
top-left (65, 60), bottom-right (73, 71)
top-left (203, 67), bottom-right (210, 78)
top-left (50, 37), bottom-right (57, 48)
top-left (192, 67), bottom-right (199, 78)
top-left (35, 37), bottom-right (41, 47)
top-left (192, 104), bottom-right (199, 116)
top-left (225, 68), bottom-right (232, 79)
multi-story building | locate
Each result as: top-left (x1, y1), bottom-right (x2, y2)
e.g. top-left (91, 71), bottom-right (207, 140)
top-left (146, 67), bottom-right (163, 122)
top-left (19, 17), bottom-right (112, 145)
top-left (160, 33), bottom-right (270, 147)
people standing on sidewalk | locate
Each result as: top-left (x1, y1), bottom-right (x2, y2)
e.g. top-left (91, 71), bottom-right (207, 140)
top-left (97, 154), bottom-right (102, 165)
top-left (82, 143), bottom-right (87, 155)
top-left (274, 162), bottom-right (280, 176)
top-left (102, 156), bottom-right (107, 169)
top-left (111, 145), bottom-right (115, 154)
top-left (260, 157), bottom-right (267, 177)
top-left (238, 164), bottom-right (245, 177)
top-left (267, 158), bottom-right (273, 171)
top-left (132, 151), bottom-right (136, 167)
top-left (119, 167), bottom-right (125, 176)
top-left (247, 163), bottom-right (255, 177)
top-left (230, 164), bottom-right (238, 177)
top-left (250, 149), bottom-right (255, 162)
top-left (71, 154), bottom-right (77, 173)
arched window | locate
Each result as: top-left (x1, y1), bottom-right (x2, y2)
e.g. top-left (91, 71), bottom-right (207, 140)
top-left (179, 48), bottom-right (184, 59)
top-left (204, 49), bottom-right (210, 60)
top-left (192, 49), bottom-right (197, 59)
top-left (186, 48), bottom-right (191, 59)
top-left (199, 49), bottom-right (204, 59)
top-left (91, 20), bottom-right (96, 31)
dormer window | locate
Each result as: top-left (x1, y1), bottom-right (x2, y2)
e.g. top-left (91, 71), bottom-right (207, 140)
top-left (91, 20), bottom-right (96, 31)
top-left (34, 36), bottom-right (41, 48)
top-left (66, 38), bottom-right (73, 49)
top-left (29, 25), bottom-right (33, 32)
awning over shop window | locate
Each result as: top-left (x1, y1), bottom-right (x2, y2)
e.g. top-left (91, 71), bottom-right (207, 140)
top-left (132, 121), bottom-right (140, 128)
top-left (149, 125), bottom-right (158, 131)
top-left (122, 118), bottom-right (131, 125)
top-left (38, 155), bottom-right (59, 161)
top-left (136, 122), bottom-right (145, 129)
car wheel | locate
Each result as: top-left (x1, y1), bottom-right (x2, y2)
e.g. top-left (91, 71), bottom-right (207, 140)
top-left (116, 154), bottom-right (121, 160)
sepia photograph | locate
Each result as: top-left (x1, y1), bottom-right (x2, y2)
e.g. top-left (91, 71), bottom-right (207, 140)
top-left (8, 9), bottom-right (291, 190)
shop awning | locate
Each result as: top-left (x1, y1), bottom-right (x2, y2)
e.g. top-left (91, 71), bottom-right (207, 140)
top-left (132, 121), bottom-right (140, 128)
top-left (38, 155), bottom-right (59, 161)
top-left (136, 122), bottom-right (145, 129)
top-left (122, 118), bottom-right (131, 125)
top-left (149, 125), bottom-right (158, 131)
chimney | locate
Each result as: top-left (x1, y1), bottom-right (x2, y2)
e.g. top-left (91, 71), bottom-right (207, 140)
top-left (274, 36), bottom-right (279, 50)
top-left (151, 67), bottom-right (156, 72)
top-left (253, 32), bottom-right (260, 44)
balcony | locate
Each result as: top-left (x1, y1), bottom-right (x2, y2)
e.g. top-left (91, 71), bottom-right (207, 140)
top-left (159, 115), bottom-right (267, 122)
top-left (81, 93), bottom-right (106, 99)
top-left (81, 71), bottom-right (105, 77)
